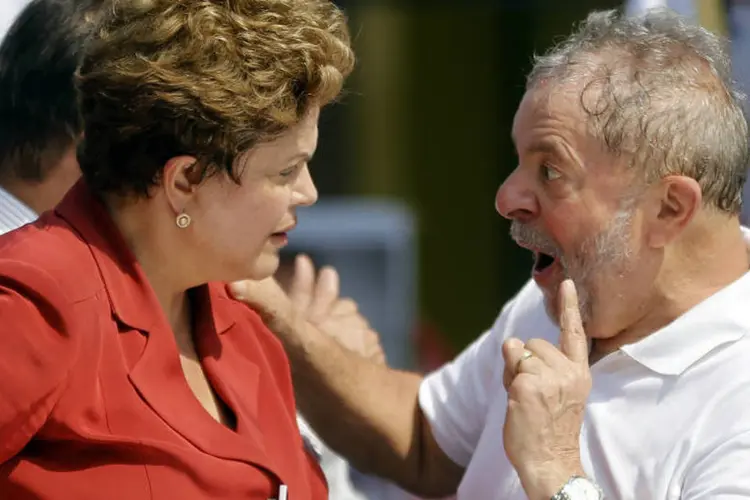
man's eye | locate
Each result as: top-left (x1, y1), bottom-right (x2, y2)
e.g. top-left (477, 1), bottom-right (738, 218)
top-left (542, 164), bottom-right (561, 181)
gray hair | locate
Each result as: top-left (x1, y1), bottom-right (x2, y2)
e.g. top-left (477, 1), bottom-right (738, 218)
top-left (527, 8), bottom-right (749, 214)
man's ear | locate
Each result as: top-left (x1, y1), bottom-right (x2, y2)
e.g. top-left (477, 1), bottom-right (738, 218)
top-left (645, 175), bottom-right (702, 249)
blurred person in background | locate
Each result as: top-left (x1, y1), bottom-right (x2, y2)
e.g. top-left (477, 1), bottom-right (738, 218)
top-left (0, 0), bottom-right (356, 498)
top-left (232, 8), bottom-right (750, 499)
top-left (0, 0), bottom-right (88, 233)
top-left (0, 0), bottom-right (30, 42)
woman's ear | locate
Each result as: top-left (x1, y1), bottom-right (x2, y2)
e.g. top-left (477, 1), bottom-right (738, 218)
top-left (162, 155), bottom-right (201, 213)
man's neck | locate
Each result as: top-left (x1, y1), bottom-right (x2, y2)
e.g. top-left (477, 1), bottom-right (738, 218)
top-left (0, 178), bottom-right (43, 214)
top-left (593, 217), bottom-right (749, 359)
top-left (0, 175), bottom-right (78, 216)
top-left (0, 145), bottom-right (81, 214)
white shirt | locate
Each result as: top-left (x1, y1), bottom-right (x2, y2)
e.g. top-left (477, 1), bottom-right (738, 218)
top-left (0, 185), bottom-right (35, 235)
top-left (420, 267), bottom-right (750, 498)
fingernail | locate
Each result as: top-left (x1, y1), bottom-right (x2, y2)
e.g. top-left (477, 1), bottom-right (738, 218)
top-left (505, 338), bottom-right (524, 349)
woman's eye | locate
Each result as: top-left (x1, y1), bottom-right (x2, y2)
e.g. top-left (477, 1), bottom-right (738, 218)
top-left (280, 165), bottom-right (300, 178)
top-left (542, 164), bottom-right (561, 181)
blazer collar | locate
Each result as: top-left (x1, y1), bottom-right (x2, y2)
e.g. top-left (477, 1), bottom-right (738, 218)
top-left (54, 179), bottom-right (235, 334)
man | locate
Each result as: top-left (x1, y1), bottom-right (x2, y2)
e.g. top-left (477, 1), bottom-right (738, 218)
top-left (232, 8), bottom-right (750, 499)
top-left (0, 0), bottom-right (88, 233)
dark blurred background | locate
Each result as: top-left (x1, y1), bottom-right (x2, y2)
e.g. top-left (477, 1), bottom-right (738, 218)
top-left (296, 0), bottom-right (624, 368)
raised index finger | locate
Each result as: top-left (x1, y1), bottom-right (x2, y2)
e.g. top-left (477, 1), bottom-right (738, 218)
top-left (558, 279), bottom-right (588, 363)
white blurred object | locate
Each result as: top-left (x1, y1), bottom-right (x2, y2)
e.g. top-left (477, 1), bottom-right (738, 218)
top-left (625, 0), bottom-right (667, 13)
top-left (624, 0), bottom-right (696, 18)
top-left (0, 0), bottom-right (31, 42)
top-left (732, 4), bottom-right (750, 226)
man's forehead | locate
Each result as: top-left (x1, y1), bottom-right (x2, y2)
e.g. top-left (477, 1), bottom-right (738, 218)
top-left (511, 84), bottom-right (588, 146)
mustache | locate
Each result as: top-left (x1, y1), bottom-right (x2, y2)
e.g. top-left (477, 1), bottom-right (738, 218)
top-left (509, 221), bottom-right (561, 259)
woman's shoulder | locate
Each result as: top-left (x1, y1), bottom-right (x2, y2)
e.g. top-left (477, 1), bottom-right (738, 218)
top-left (206, 283), bottom-right (281, 339)
top-left (0, 212), bottom-right (103, 304)
top-left (0, 243), bottom-right (87, 353)
top-left (0, 224), bottom-right (87, 462)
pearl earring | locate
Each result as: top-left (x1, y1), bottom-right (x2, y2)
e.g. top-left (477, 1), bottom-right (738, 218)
top-left (175, 212), bottom-right (191, 229)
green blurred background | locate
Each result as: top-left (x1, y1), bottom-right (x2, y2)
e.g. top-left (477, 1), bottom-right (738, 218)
top-left (313, 0), bottom-right (620, 352)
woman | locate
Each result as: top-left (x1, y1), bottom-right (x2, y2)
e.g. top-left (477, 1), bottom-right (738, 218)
top-left (0, 0), bottom-right (354, 498)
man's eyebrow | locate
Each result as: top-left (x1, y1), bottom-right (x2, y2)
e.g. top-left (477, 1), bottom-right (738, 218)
top-left (526, 141), bottom-right (562, 156)
top-left (511, 133), bottom-right (562, 155)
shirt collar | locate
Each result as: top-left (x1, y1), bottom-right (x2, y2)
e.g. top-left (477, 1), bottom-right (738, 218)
top-left (54, 179), bottom-right (235, 335)
top-left (0, 184), bottom-right (37, 234)
top-left (619, 271), bottom-right (750, 376)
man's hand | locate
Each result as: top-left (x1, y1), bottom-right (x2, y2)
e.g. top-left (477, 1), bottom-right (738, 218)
top-left (228, 254), bottom-right (385, 364)
top-left (284, 254), bottom-right (385, 364)
top-left (501, 279), bottom-right (591, 500)
top-left (227, 273), bottom-right (295, 332)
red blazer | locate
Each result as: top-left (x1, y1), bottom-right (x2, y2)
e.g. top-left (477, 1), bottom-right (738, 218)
top-left (0, 181), bottom-right (327, 499)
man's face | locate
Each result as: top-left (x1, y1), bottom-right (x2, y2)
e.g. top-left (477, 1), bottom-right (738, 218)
top-left (496, 86), bottom-right (652, 337)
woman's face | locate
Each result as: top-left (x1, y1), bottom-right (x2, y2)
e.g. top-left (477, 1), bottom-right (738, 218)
top-left (186, 106), bottom-right (320, 282)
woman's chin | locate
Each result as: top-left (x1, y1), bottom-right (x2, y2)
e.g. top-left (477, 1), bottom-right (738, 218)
top-left (244, 253), bottom-right (281, 282)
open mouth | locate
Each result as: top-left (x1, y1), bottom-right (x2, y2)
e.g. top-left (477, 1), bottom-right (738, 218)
top-left (534, 252), bottom-right (556, 273)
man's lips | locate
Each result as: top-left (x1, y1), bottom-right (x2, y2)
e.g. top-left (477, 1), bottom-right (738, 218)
top-left (513, 240), bottom-right (560, 274)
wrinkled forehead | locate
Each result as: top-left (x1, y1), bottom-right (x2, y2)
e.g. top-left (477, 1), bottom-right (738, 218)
top-left (511, 83), bottom-right (592, 151)
top-left (512, 83), bottom-right (636, 188)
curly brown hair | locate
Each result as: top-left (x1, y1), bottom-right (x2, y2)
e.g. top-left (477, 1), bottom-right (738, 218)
top-left (76, 0), bottom-right (354, 196)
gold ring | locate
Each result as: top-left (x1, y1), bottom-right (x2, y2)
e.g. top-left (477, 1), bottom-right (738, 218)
top-left (515, 350), bottom-right (533, 374)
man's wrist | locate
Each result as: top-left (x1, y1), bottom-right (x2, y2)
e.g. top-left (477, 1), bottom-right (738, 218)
top-left (550, 476), bottom-right (603, 500)
top-left (518, 460), bottom-right (586, 500)
top-left (267, 309), bottom-right (308, 348)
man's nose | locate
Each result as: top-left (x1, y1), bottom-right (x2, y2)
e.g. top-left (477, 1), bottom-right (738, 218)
top-left (495, 167), bottom-right (538, 223)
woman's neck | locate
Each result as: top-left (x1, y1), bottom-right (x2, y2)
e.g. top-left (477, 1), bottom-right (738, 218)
top-left (105, 194), bottom-right (198, 340)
